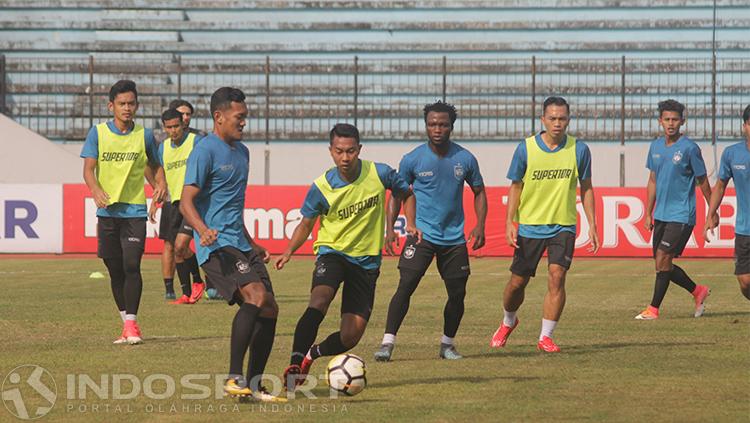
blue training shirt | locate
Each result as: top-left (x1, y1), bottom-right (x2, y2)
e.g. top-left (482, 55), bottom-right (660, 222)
top-left (718, 142), bottom-right (750, 236)
top-left (183, 134), bottom-right (252, 265)
top-left (300, 160), bottom-right (411, 270)
top-left (80, 121), bottom-right (160, 218)
top-left (506, 132), bottom-right (592, 239)
top-left (399, 142), bottom-right (484, 245)
top-left (647, 135), bottom-right (707, 226)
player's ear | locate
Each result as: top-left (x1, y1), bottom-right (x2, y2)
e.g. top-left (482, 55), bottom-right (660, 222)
top-left (107, 101), bottom-right (114, 113)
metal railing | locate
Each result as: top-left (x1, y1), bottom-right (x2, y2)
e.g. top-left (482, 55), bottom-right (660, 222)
top-left (1, 55), bottom-right (748, 144)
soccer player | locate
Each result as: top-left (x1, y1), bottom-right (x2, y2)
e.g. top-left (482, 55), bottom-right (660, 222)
top-left (705, 104), bottom-right (750, 301)
top-left (180, 87), bottom-right (282, 401)
top-left (374, 101), bottom-right (487, 362)
top-left (81, 79), bottom-right (166, 345)
top-left (634, 100), bottom-right (712, 320)
top-left (148, 109), bottom-right (205, 304)
top-left (490, 96), bottom-right (599, 353)
top-left (276, 123), bottom-right (412, 390)
top-left (169, 99), bottom-right (208, 137)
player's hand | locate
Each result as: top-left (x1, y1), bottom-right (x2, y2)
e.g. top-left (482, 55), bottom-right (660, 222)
top-left (254, 244), bottom-right (271, 263)
top-left (91, 186), bottom-right (110, 208)
top-left (384, 230), bottom-right (400, 256)
top-left (152, 184), bottom-right (167, 204)
top-left (148, 202), bottom-right (158, 224)
top-left (704, 212), bottom-right (719, 243)
top-left (468, 226), bottom-right (486, 250)
top-left (588, 226), bottom-right (600, 254)
top-left (198, 228), bottom-right (218, 246)
top-left (506, 222), bottom-right (519, 249)
top-left (644, 215), bottom-right (653, 231)
top-left (274, 253), bottom-right (291, 270)
top-left (406, 226), bottom-right (423, 244)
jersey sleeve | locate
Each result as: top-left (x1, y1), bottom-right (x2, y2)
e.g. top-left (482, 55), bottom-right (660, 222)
top-left (300, 183), bottom-right (329, 218)
top-left (144, 129), bottom-right (160, 166)
top-left (576, 142), bottom-right (592, 180)
top-left (465, 153), bottom-right (485, 187)
top-left (688, 144), bottom-right (707, 177)
top-left (183, 147), bottom-right (211, 190)
top-left (157, 142), bottom-right (165, 166)
top-left (718, 147), bottom-right (733, 182)
top-left (506, 141), bottom-right (527, 181)
top-left (80, 126), bottom-right (99, 159)
top-left (646, 142), bottom-right (655, 170)
top-left (376, 163), bottom-right (410, 197)
top-left (397, 154), bottom-right (416, 185)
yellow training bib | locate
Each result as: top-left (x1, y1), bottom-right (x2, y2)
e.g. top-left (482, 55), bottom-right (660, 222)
top-left (96, 122), bottom-right (147, 206)
top-left (163, 133), bottom-right (196, 202)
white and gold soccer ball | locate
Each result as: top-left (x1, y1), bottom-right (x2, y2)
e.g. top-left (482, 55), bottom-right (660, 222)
top-left (326, 353), bottom-right (367, 396)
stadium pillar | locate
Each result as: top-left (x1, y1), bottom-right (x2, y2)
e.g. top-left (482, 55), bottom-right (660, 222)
top-left (620, 55), bottom-right (626, 187)
top-left (531, 55), bottom-right (536, 134)
top-left (88, 55), bottom-right (94, 129)
top-left (353, 56), bottom-right (358, 127)
top-left (0, 54), bottom-right (6, 116)
top-left (442, 56), bottom-right (447, 102)
top-left (264, 56), bottom-right (271, 185)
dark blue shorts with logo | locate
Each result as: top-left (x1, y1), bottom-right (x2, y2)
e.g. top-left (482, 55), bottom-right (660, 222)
top-left (201, 246), bottom-right (274, 305)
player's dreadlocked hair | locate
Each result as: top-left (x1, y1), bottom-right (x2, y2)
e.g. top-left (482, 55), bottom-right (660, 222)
top-left (423, 101), bottom-right (458, 128)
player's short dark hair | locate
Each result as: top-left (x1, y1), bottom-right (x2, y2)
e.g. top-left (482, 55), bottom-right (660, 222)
top-left (210, 87), bottom-right (246, 117)
top-left (423, 100), bottom-right (458, 127)
top-left (743, 104), bottom-right (750, 123)
top-left (329, 123), bottom-right (360, 144)
top-left (543, 96), bottom-right (570, 114)
top-left (658, 99), bottom-right (686, 119)
top-left (161, 108), bottom-right (182, 123)
top-left (109, 80), bottom-right (137, 102)
top-left (169, 99), bottom-right (194, 113)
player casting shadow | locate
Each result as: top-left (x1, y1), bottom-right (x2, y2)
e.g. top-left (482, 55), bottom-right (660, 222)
top-left (562, 341), bottom-right (715, 355)
top-left (375, 374), bottom-right (540, 389)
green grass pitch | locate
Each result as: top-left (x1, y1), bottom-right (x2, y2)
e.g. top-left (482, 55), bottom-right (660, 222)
top-left (0, 256), bottom-right (747, 422)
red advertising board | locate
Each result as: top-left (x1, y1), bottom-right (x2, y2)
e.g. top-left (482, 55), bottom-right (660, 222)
top-left (63, 184), bottom-right (738, 257)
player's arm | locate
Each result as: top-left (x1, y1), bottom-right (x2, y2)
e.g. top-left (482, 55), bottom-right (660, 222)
top-left (468, 184), bottom-right (487, 250)
top-left (83, 157), bottom-right (109, 208)
top-left (147, 163), bottom-right (167, 205)
top-left (179, 185), bottom-right (217, 247)
top-left (580, 178), bottom-right (600, 253)
top-left (505, 180), bottom-right (523, 248)
top-left (274, 216), bottom-right (316, 270)
top-left (244, 226), bottom-right (270, 263)
top-left (644, 171), bottom-right (656, 231)
top-left (704, 178), bottom-right (728, 241)
top-left (385, 194), bottom-right (404, 256)
top-left (696, 175), bottom-right (712, 208)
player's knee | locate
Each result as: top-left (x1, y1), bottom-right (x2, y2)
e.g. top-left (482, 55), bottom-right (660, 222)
top-left (122, 256), bottom-right (141, 275)
top-left (396, 270), bottom-right (423, 296)
top-left (173, 245), bottom-right (189, 261)
top-left (445, 278), bottom-right (467, 301)
top-left (508, 274), bottom-right (530, 290)
top-left (340, 327), bottom-right (364, 349)
top-left (738, 278), bottom-right (750, 300)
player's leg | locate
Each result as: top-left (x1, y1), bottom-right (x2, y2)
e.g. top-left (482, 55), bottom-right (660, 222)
top-left (173, 208), bottom-right (205, 302)
top-left (284, 255), bottom-right (340, 390)
top-left (376, 236), bottom-right (433, 361)
top-left (637, 220), bottom-right (671, 319)
top-left (98, 217), bottom-right (128, 343)
top-left (491, 235), bottom-right (543, 348)
top-left (436, 243), bottom-right (471, 360)
top-left (159, 202), bottom-right (176, 299)
top-left (667, 224), bottom-right (710, 317)
top-left (202, 247), bottom-right (267, 396)
top-left (734, 235), bottom-right (750, 300)
top-left (119, 218), bottom-right (147, 344)
top-left (311, 263), bottom-right (378, 359)
top-left (242, 250), bottom-right (280, 398)
top-left (537, 232), bottom-right (574, 353)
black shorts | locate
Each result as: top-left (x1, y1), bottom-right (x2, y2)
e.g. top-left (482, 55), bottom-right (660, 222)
top-left (397, 235), bottom-right (470, 279)
top-left (158, 201), bottom-right (193, 243)
top-left (312, 253), bottom-right (380, 321)
top-left (201, 247), bottom-right (274, 305)
top-left (97, 217), bottom-right (146, 259)
top-left (652, 220), bottom-right (693, 257)
top-left (510, 231), bottom-right (575, 277)
top-left (735, 234), bottom-right (750, 275)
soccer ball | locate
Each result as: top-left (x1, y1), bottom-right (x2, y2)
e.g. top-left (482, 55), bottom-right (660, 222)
top-left (326, 353), bottom-right (367, 396)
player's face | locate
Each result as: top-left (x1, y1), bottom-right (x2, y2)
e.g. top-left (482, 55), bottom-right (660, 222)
top-left (541, 105), bottom-right (570, 138)
top-left (176, 105), bottom-right (192, 128)
top-left (329, 136), bottom-right (361, 174)
top-left (743, 119), bottom-right (750, 141)
top-left (215, 101), bottom-right (247, 142)
top-left (108, 92), bottom-right (138, 124)
top-left (425, 111), bottom-right (452, 146)
top-left (658, 111), bottom-right (684, 138)
top-left (162, 117), bottom-right (184, 142)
